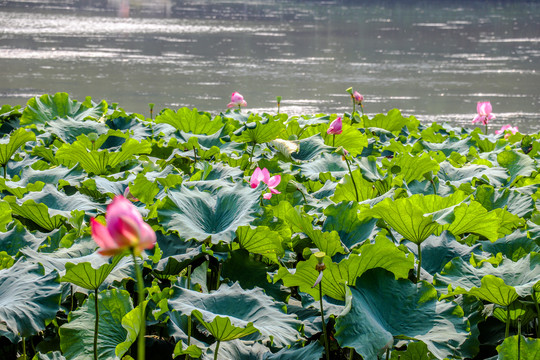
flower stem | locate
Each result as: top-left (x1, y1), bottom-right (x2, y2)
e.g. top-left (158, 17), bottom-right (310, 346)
top-left (416, 243), bottom-right (422, 283)
top-left (319, 279), bottom-right (330, 360)
top-left (534, 289), bottom-right (540, 337)
top-left (332, 134), bottom-right (335, 147)
top-left (94, 288), bottom-right (99, 360)
top-left (214, 340), bottom-right (221, 360)
top-left (505, 305), bottom-right (510, 338)
top-left (132, 251), bottom-right (146, 360)
top-left (430, 179), bottom-right (437, 195)
top-left (485, 123), bottom-right (488, 135)
top-left (344, 158), bottom-right (359, 202)
top-left (249, 142), bottom-right (257, 168)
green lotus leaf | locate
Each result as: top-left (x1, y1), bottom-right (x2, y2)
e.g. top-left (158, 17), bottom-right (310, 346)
top-left (334, 269), bottom-right (470, 360)
top-left (365, 109), bottom-right (419, 133)
top-left (410, 232), bottom-right (482, 275)
top-left (291, 135), bottom-right (333, 161)
top-left (60, 254), bottom-right (125, 291)
top-left (155, 107), bottom-right (224, 135)
top-left (43, 116), bottom-right (109, 144)
top-left (231, 117), bottom-right (285, 144)
top-left (157, 183), bottom-right (260, 243)
top-left (387, 152), bottom-right (440, 184)
top-left (0, 128), bottom-right (36, 167)
top-left (352, 155), bottom-right (385, 182)
top-left (438, 161), bottom-right (508, 188)
top-left (16, 165), bottom-right (86, 189)
top-left (480, 230), bottom-right (540, 261)
top-left (236, 225), bottom-right (284, 263)
top-left (0, 177), bottom-right (45, 198)
top-left (419, 137), bottom-right (475, 156)
top-left (321, 123), bottom-right (368, 156)
top-left (389, 341), bottom-right (436, 360)
top-left (0, 220), bottom-right (45, 255)
top-left (21, 93), bottom-right (107, 126)
top-left (0, 252), bottom-right (14, 270)
top-left (59, 289), bottom-right (133, 360)
top-left (434, 253), bottom-right (540, 301)
top-left (496, 149), bottom-right (536, 185)
top-left (0, 261), bottom-right (61, 341)
top-left (474, 185), bottom-right (534, 218)
top-left (0, 200), bottom-right (12, 232)
top-left (272, 201), bottom-right (345, 256)
top-left (264, 341), bottom-right (324, 360)
top-left (446, 201), bottom-right (501, 242)
top-left (115, 301), bottom-right (148, 357)
top-left (222, 249), bottom-right (289, 303)
top-left (496, 335), bottom-right (540, 360)
top-left (323, 201), bottom-right (378, 250)
top-left (128, 172), bottom-right (160, 205)
top-left (168, 282), bottom-right (301, 347)
top-left (293, 153), bottom-right (348, 180)
top-left (277, 237), bottom-right (414, 301)
top-left (331, 168), bottom-right (379, 203)
top-left (56, 137), bottom-right (152, 175)
top-left (32, 351), bottom-right (66, 360)
top-left (493, 300), bottom-right (537, 325)
top-left (173, 340), bottom-right (203, 359)
top-left (4, 184), bottom-right (101, 231)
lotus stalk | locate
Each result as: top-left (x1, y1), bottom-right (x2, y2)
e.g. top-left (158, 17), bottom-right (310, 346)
top-left (149, 103), bottom-right (155, 120)
top-left (343, 156), bottom-right (359, 202)
top-left (534, 288), bottom-right (540, 337)
top-left (276, 96), bottom-right (282, 114)
top-left (93, 288), bottom-right (99, 360)
top-left (131, 250), bottom-right (147, 359)
top-left (312, 252), bottom-right (330, 360)
top-left (416, 243), bottom-right (422, 283)
top-left (505, 305), bottom-right (510, 338)
top-left (213, 340), bottom-right (221, 360)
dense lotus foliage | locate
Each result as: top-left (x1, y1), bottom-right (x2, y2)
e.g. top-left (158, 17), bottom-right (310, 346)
top-left (0, 92), bottom-right (540, 360)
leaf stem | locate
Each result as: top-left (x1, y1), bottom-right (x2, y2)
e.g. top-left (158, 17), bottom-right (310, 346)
top-left (505, 305), bottom-right (510, 338)
top-left (94, 288), bottom-right (99, 360)
top-left (132, 250), bottom-right (146, 360)
top-left (319, 279), bottom-right (330, 360)
top-left (22, 337), bottom-right (26, 359)
top-left (344, 158), bottom-right (359, 202)
top-left (534, 289), bottom-right (540, 337)
top-left (349, 347), bottom-right (354, 360)
top-left (3, 164), bottom-right (6, 179)
top-left (249, 142), bottom-right (257, 167)
top-left (214, 340), bottom-right (221, 360)
top-left (416, 243), bottom-right (422, 283)
top-left (518, 317), bottom-right (521, 360)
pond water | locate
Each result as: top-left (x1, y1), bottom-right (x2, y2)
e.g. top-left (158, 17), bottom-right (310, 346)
top-left (0, 0), bottom-right (539, 132)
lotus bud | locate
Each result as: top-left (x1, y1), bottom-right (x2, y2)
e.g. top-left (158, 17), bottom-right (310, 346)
top-left (286, 180), bottom-right (299, 193)
top-left (88, 132), bottom-right (99, 143)
top-left (346, 87), bottom-right (353, 95)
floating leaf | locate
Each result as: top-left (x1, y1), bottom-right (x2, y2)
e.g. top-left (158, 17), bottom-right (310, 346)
top-left (155, 107), bottom-right (224, 135)
top-left (0, 128), bottom-right (36, 167)
top-left (0, 261), bottom-right (61, 341)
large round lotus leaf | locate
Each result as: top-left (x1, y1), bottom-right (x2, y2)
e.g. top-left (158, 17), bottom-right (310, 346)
top-left (434, 253), bottom-right (540, 300)
top-left (59, 289), bottom-right (133, 360)
top-left (334, 268), bottom-right (470, 360)
top-left (157, 183), bottom-right (260, 243)
top-left (496, 335), bottom-right (540, 360)
top-left (168, 282), bottom-right (301, 347)
top-left (0, 260), bottom-right (61, 341)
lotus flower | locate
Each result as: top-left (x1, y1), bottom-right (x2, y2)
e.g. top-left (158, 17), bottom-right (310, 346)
top-left (353, 91), bottom-right (364, 106)
top-left (227, 91), bottom-right (247, 108)
top-left (250, 167), bottom-right (281, 199)
top-left (495, 124), bottom-right (519, 139)
top-left (327, 117), bottom-right (343, 135)
top-left (91, 195), bottom-right (156, 256)
top-left (472, 101), bottom-right (495, 125)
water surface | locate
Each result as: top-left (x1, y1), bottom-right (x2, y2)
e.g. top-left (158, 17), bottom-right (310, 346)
top-left (1, 0), bottom-right (539, 132)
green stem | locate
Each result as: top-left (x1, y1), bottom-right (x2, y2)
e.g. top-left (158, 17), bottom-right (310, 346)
top-left (344, 158), bottom-right (359, 202)
top-left (186, 265), bottom-right (193, 358)
top-left (22, 337), bottom-right (26, 359)
top-left (70, 285), bottom-right (74, 312)
top-left (518, 317), bottom-right (521, 360)
top-left (352, 98), bottom-right (356, 116)
top-left (349, 347), bottom-right (354, 360)
top-left (249, 142), bottom-right (257, 168)
top-left (132, 251), bottom-right (146, 360)
top-left (505, 305), bottom-right (510, 338)
top-left (430, 179), bottom-right (437, 195)
top-left (3, 164), bottom-right (6, 179)
top-left (332, 134), bottom-right (335, 147)
top-left (94, 288), bottom-right (99, 360)
top-left (485, 123), bottom-right (488, 135)
top-left (534, 289), bottom-right (540, 337)
top-left (193, 148), bottom-right (197, 170)
top-left (214, 340), bottom-right (221, 360)
top-left (416, 243), bottom-right (422, 283)
top-left (298, 189), bottom-right (308, 205)
top-left (319, 278), bottom-right (330, 360)
top-left (386, 348), bottom-right (390, 360)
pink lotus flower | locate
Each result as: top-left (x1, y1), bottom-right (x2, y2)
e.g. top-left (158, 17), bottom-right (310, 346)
top-left (353, 91), bottom-right (364, 106)
top-left (227, 91), bottom-right (247, 108)
top-left (495, 124), bottom-right (519, 139)
top-left (472, 101), bottom-right (495, 125)
top-left (91, 195), bottom-right (156, 256)
top-left (327, 117), bottom-right (343, 135)
top-left (250, 167), bottom-right (281, 199)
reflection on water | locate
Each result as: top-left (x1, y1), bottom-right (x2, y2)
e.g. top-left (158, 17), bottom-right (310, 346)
top-left (0, 0), bottom-right (539, 132)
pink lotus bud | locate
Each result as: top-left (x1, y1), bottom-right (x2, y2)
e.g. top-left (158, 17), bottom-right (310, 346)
top-left (327, 117), bottom-right (343, 135)
top-left (353, 91), bottom-right (364, 105)
top-left (472, 101), bottom-right (495, 125)
top-left (91, 196), bottom-right (156, 256)
top-left (227, 91), bottom-right (247, 108)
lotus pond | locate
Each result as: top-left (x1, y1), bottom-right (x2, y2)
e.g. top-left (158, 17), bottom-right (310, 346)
top-left (0, 92), bottom-right (539, 360)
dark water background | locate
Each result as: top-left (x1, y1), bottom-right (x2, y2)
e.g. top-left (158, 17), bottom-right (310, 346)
top-left (1, 0), bottom-right (539, 132)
